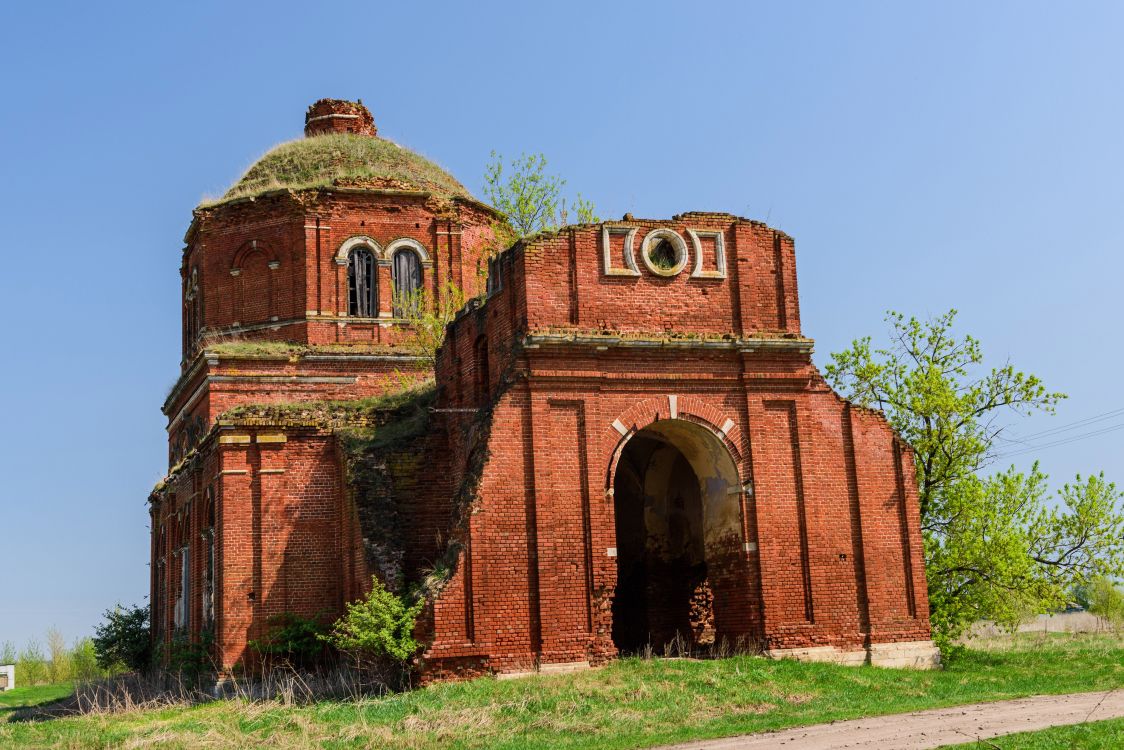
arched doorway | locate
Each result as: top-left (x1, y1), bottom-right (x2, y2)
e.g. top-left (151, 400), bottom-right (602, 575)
top-left (611, 419), bottom-right (746, 654)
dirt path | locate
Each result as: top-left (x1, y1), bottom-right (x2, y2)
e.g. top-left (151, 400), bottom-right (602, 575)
top-left (658, 690), bottom-right (1124, 749)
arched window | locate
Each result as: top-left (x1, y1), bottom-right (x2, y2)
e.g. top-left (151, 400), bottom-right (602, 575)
top-left (183, 267), bottom-right (201, 358)
top-left (474, 335), bottom-right (490, 402)
top-left (201, 487), bottom-right (216, 631)
top-left (392, 249), bottom-right (423, 317)
top-left (348, 247), bottom-right (377, 317)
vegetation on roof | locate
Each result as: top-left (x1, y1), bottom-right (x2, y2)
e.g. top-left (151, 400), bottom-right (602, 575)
top-left (204, 134), bottom-right (475, 206)
top-left (220, 381), bottom-right (435, 430)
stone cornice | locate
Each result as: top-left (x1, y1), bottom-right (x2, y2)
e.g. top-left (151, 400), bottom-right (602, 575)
top-left (186, 187), bottom-right (503, 242)
top-left (164, 347), bottom-right (428, 415)
top-left (522, 332), bottom-right (814, 354)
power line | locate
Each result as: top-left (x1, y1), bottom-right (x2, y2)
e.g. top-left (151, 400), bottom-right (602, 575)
top-left (997, 421), bottom-right (1124, 459)
top-left (1002, 406), bottom-right (1124, 444)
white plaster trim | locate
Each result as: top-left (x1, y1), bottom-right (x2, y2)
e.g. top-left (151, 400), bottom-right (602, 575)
top-left (765, 640), bottom-right (941, 670)
top-left (687, 228), bottom-right (728, 279)
top-left (385, 237), bottom-right (432, 266)
top-left (765, 646), bottom-right (868, 667)
top-left (497, 661), bottom-right (594, 680)
top-left (719, 418), bottom-right (735, 436)
top-left (307, 113), bottom-right (361, 123)
top-left (668, 394), bottom-right (678, 418)
top-left (336, 235), bottom-right (383, 265)
top-left (537, 661), bottom-right (592, 675)
top-left (640, 228), bottom-right (689, 277)
top-left (612, 419), bottom-right (630, 436)
top-left (869, 640), bottom-right (942, 669)
top-left (601, 226), bottom-right (641, 277)
top-left (606, 547), bottom-right (617, 557)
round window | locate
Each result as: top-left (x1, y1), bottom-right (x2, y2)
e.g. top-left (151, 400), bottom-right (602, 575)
top-left (641, 230), bottom-right (688, 276)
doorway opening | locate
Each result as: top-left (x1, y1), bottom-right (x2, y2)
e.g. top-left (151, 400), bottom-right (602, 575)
top-left (610, 419), bottom-right (745, 655)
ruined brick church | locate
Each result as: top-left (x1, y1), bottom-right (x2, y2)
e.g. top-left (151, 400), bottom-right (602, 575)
top-left (151, 98), bottom-right (939, 677)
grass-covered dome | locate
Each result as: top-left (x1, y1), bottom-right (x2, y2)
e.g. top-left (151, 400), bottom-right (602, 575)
top-left (212, 132), bottom-right (475, 205)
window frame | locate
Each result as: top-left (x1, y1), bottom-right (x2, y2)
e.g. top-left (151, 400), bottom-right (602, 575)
top-left (347, 246), bottom-right (378, 317)
top-left (391, 247), bottom-right (424, 318)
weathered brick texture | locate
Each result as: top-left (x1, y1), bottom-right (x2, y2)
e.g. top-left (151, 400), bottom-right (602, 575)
top-left (149, 101), bottom-right (935, 676)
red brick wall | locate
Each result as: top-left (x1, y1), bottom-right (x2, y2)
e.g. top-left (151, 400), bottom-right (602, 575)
top-left (212, 430), bottom-right (348, 669)
top-left (153, 208), bottom-right (932, 676)
top-left (424, 216), bottom-right (930, 672)
top-left (304, 99), bottom-right (377, 137)
top-left (182, 191), bottom-right (498, 359)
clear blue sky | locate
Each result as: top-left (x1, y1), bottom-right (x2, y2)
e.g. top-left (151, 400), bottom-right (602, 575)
top-left (1, 1), bottom-right (1121, 649)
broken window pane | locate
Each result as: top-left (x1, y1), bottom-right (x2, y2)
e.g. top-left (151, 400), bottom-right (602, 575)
top-left (348, 247), bottom-right (377, 317)
top-left (392, 249), bottom-right (422, 317)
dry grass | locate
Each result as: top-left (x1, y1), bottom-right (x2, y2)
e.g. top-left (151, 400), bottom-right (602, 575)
top-left (2, 633), bottom-right (1122, 749)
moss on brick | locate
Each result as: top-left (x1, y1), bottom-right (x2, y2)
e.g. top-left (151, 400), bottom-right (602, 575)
top-left (218, 384), bottom-right (438, 591)
top-left (204, 340), bottom-right (426, 359)
top-left (333, 387), bottom-right (436, 591)
top-left (220, 382), bottom-right (435, 429)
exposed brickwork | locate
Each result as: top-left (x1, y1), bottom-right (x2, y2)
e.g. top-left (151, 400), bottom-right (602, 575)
top-left (149, 102), bottom-right (934, 676)
top-left (305, 98), bottom-right (377, 137)
top-left (424, 217), bottom-right (932, 672)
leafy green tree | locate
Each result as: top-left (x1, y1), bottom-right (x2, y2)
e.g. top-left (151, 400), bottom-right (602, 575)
top-left (45, 627), bottom-right (71, 683)
top-left (1087, 576), bottom-right (1124, 630)
top-left (827, 310), bottom-right (1124, 645)
top-left (324, 576), bottom-right (424, 663)
top-left (18, 639), bottom-right (47, 686)
top-left (70, 637), bottom-right (102, 682)
top-left (92, 603), bottom-right (151, 672)
top-left (483, 151), bottom-right (599, 237)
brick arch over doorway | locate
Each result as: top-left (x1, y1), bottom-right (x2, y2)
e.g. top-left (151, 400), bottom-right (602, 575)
top-left (605, 394), bottom-right (746, 469)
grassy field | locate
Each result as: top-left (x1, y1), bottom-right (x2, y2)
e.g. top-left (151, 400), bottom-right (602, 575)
top-left (0, 634), bottom-right (1121, 749)
top-left (941, 717), bottom-right (1124, 749)
top-left (0, 684), bottom-right (74, 718)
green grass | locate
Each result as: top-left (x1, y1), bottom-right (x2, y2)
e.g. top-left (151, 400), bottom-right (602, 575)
top-left (1, 634), bottom-right (1121, 749)
top-left (940, 717), bottom-right (1124, 749)
top-left (0, 683), bottom-right (73, 717)
top-left (207, 133), bottom-right (474, 206)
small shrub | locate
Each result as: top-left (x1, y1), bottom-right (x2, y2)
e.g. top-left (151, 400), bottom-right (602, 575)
top-left (325, 576), bottom-right (424, 663)
top-left (165, 630), bottom-right (214, 680)
top-left (93, 604), bottom-right (152, 672)
top-left (249, 613), bottom-right (330, 669)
